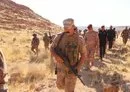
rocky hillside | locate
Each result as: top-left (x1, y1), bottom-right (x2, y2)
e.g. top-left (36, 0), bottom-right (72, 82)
top-left (0, 0), bottom-right (60, 31)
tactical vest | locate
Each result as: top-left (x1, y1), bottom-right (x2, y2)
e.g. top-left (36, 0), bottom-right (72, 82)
top-left (58, 33), bottom-right (79, 65)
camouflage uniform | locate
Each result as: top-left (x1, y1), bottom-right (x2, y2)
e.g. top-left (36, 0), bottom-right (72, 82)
top-left (121, 27), bottom-right (129, 45)
top-left (31, 34), bottom-right (39, 55)
top-left (43, 33), bottom-right (50, 50)
top-left (82, 29), bottom-right (87, 38)
top-left (0, 50), bottom-right (7, 92)
top-left (78, 30), bottom-right (82, 35)
top-left (84, 25), bottom-right (99, 69)
top-left (51, 18), bottom-right (86, 92)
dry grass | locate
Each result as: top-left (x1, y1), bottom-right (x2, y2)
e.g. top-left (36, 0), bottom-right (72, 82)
top-left (0, 30), bottom-right (54, 92)
top-left (8, 62), bottom-right (50, 92)
top-left (0, 29), bottom-right (130, 92)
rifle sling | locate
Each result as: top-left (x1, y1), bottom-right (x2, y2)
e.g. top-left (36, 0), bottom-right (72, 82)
top-left (55, 32), bottom-right (79, 67)
top-left (56, 32), bottom-right (66, 48)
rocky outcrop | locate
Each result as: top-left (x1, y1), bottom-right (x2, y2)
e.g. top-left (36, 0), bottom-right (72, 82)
top-left (0, 0), bottom-right (60, 31)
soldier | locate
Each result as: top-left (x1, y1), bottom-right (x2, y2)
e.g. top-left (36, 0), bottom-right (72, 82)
top-left (129, 28), bottom-right (130, 39)
top-left (84, 24), bottom-right (99, 70)
top-left (121, 27), bottom-right (129, 45)
top-left (31, 33), bottom-right (39, 55)
top-left (78, 30), bottom-right (82, 35)
top-left (82, 29), bottom-right (87, 37)
top-left (50, 18), bottom-right (86, 92)
top-left (0, 50), bottom-right (7, 92)
top-left (98, 25), bottom-right (107, 61)
top-left (48, 32), bottom-right (53, 44)
top-left (43, 33), bottom-right (50, 50)
top-left (107, 26), bottom-right (116, 50)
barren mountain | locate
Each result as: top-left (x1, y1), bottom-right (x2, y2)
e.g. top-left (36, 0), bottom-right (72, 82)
top-left (0, 0), bottom-right (60, 31)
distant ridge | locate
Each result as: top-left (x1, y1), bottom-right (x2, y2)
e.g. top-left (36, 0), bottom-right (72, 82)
top-left (0, 0), bottom-right (61, 31)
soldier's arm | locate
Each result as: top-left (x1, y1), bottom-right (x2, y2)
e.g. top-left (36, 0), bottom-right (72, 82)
top-left (114, 30), bottom-right (116, 39)
top-left (31, 38), bottom-right (33, 46)
top-left (106, 31), bottom-right (108, 42)
top-left (76, 37), bottom-right (86, 71)
top-left (95, 33), bottom-right (99, 55)
top-left (37, 38), bottom-right (40, 45)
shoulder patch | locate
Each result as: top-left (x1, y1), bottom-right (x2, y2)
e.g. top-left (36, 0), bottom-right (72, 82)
top-left (93, 31), bottom-right (98, 34)
top-left (93, 30), bottom-right (97, 33)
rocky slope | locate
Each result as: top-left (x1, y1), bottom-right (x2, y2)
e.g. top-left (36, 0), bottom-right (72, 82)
top-left (0, 0), bottom-right (60, 31)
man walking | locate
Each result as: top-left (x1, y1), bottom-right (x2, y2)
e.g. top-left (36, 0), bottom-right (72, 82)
top-left (43, 33), bottom-right (50, 50)
top-left (121, 27), bottom-right (129, 45)
top-left (51, 18), bottom-right (86, 92)
top-left (107, 26), bottom-right (116, 50)
top-left (98, 26), bottom-right (107, 61)
top-left (84, 24), bottom-right (99, 70)
top-left (31, 33), bottom-right (39, 55)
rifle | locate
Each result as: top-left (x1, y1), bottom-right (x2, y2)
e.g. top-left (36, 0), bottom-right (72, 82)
top-left (48, 32), bottom-right (53, 44)
top-left (54, 47), bottom-right (85, 85)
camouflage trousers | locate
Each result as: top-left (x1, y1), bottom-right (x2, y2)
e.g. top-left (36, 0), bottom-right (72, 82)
top-left (85, 48), bottom-right (95, 68)
top-left (31, 45), bottom-right (38, 54)
top-left (44, 43), bottom-right (49, 50)
top-left (56, 68), bottom-right (77, 92)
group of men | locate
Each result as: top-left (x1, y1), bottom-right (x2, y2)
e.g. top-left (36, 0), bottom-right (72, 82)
top-left (77, 25), bottom-right (117, 63)
top-left (31, 32), bottom-right (54, 55)
top-left (0, 18), bottom-right (129, 92)
top-left (30, 18), bottom-right (130, 92)
top-left (98, 25), bottom-right (116, 60)
top-left (50, 18), bottom-right (130, 92)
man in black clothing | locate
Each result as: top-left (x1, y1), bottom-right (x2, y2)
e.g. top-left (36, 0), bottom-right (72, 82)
top-left (107, 26), bottom-right (116, 50)
top-left (98, 26), bottom-right (107, 61)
